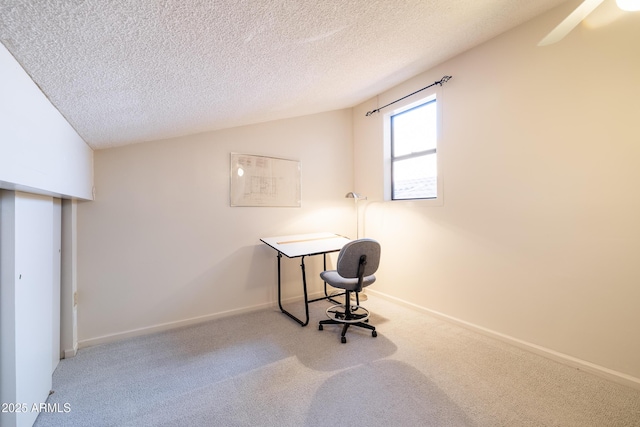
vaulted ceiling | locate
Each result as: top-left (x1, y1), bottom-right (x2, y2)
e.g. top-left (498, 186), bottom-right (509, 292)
top-left (0, 0), bottom-right (567, 149)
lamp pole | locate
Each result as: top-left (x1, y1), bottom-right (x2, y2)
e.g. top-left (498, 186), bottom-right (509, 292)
top-left (345, 192), bottom-right (367, 239)
top-left (345, 192), bottom-right (368, 302)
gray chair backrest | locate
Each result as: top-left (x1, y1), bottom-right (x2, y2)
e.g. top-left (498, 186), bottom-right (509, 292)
top-left (336, 238), bottom-right (381, 279)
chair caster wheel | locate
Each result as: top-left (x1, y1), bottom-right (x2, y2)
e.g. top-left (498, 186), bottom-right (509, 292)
top-left (319, 324), bottom-right (323, 331)
top-left (341, 336), bottom-right (347, 344)
top-left (372, 331), bottom-right (377, 337)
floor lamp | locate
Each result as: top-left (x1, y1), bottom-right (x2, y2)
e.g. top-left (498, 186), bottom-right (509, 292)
top-left (345, 192), bottom-right (366, 239)
top-left (345, 192), bottom-right (368, 301)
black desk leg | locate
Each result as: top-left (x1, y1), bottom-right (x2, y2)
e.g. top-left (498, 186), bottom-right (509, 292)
top-left (308, 253), bottom-right (344, 305)
top-left (300, 255), bottom-right (310, 325)
top-left (277, 252), bottom-right (310, 327)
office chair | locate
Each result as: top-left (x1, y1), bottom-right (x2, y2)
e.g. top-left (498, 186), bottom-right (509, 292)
top-left (318, 238), bottom-right (381, 343)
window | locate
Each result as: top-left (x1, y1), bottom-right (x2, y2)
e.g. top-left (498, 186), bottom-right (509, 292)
top-left (390, 98), bottom-right (438, 200)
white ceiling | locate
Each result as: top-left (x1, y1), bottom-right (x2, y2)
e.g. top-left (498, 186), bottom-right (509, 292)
top-left (0, 0), bottom-right (567, 149)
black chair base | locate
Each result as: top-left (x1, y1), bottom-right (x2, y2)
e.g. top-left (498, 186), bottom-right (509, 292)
top-left (318, 291), bottom-right (377, 343)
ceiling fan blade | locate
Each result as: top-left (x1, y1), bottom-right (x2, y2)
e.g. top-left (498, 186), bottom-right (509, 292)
top-left (538, 0), bottom-right (605, 46)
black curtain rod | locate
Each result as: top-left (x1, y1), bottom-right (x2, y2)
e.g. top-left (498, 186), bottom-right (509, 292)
top-left (365, 75), bottom-right (452, 116)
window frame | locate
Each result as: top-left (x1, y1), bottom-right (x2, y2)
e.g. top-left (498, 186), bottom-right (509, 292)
top-left (384, 92), bottom-right (443, 205)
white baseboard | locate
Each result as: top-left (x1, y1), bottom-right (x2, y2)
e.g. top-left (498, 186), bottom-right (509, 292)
top-left (78, 290), bottom-right (640, 392)
top-left (77, 290), bottom-right (336, 349)
top-left (63, 344), bottom-right (78, 359)
top-left (368, 289), bottom-right (640, 391)
top-left (78, 301), bottom-right (275, 349)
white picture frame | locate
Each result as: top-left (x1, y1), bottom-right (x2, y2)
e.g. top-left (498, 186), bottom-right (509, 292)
top-left (229, 153), bottom-right (301, 207)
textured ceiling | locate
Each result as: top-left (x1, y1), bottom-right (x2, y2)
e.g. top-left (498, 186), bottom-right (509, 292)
top-left (0, 0), bottom-right (567, 149)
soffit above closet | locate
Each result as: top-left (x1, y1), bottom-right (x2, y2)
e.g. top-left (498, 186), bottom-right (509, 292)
top-left (0, 0), bottom-right (566, 149)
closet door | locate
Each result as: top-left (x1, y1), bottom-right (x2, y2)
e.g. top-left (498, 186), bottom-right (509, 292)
top-left (1, 191), bottom-right (55, 427)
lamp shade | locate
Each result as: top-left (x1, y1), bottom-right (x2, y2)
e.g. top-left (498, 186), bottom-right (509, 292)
top-left (617, 0), bottom-right (640, 11)
top-left (345, 192), bottom-right (367, 200)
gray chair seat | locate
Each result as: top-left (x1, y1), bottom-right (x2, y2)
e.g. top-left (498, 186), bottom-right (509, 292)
top-left (319, 271), bottom-right (376, 291)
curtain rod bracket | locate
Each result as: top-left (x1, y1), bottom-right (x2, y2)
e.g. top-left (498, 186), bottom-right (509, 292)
top-left (365, 75), bottom-right (452, 116)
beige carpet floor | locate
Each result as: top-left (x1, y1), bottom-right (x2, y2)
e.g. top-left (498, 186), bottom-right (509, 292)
top-left (35, 295), bottom-right (640, 426)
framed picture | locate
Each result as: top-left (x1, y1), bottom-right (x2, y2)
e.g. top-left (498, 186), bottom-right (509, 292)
top-left (229, 153), bottom-right (301, 207)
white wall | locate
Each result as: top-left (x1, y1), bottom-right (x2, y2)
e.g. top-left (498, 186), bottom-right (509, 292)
top-left (1, 41), bottom-right (88, 427)
top-left (0, 43), bottom-right (93, 200)
top-left (353, 2), bottom-right (640, 384)
top-left (77, 110), bottom-right (354, 345)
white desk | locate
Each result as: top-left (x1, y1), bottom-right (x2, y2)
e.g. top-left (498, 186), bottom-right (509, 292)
top-left (261, 232), bottom-right (351, 326)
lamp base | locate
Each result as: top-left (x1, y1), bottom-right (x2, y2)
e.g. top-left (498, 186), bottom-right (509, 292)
top-left (350, 290), bottom-right (368, 302)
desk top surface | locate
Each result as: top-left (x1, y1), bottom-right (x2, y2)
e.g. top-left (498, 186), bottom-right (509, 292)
top-left (260, 232), bottom-right (351, 258)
